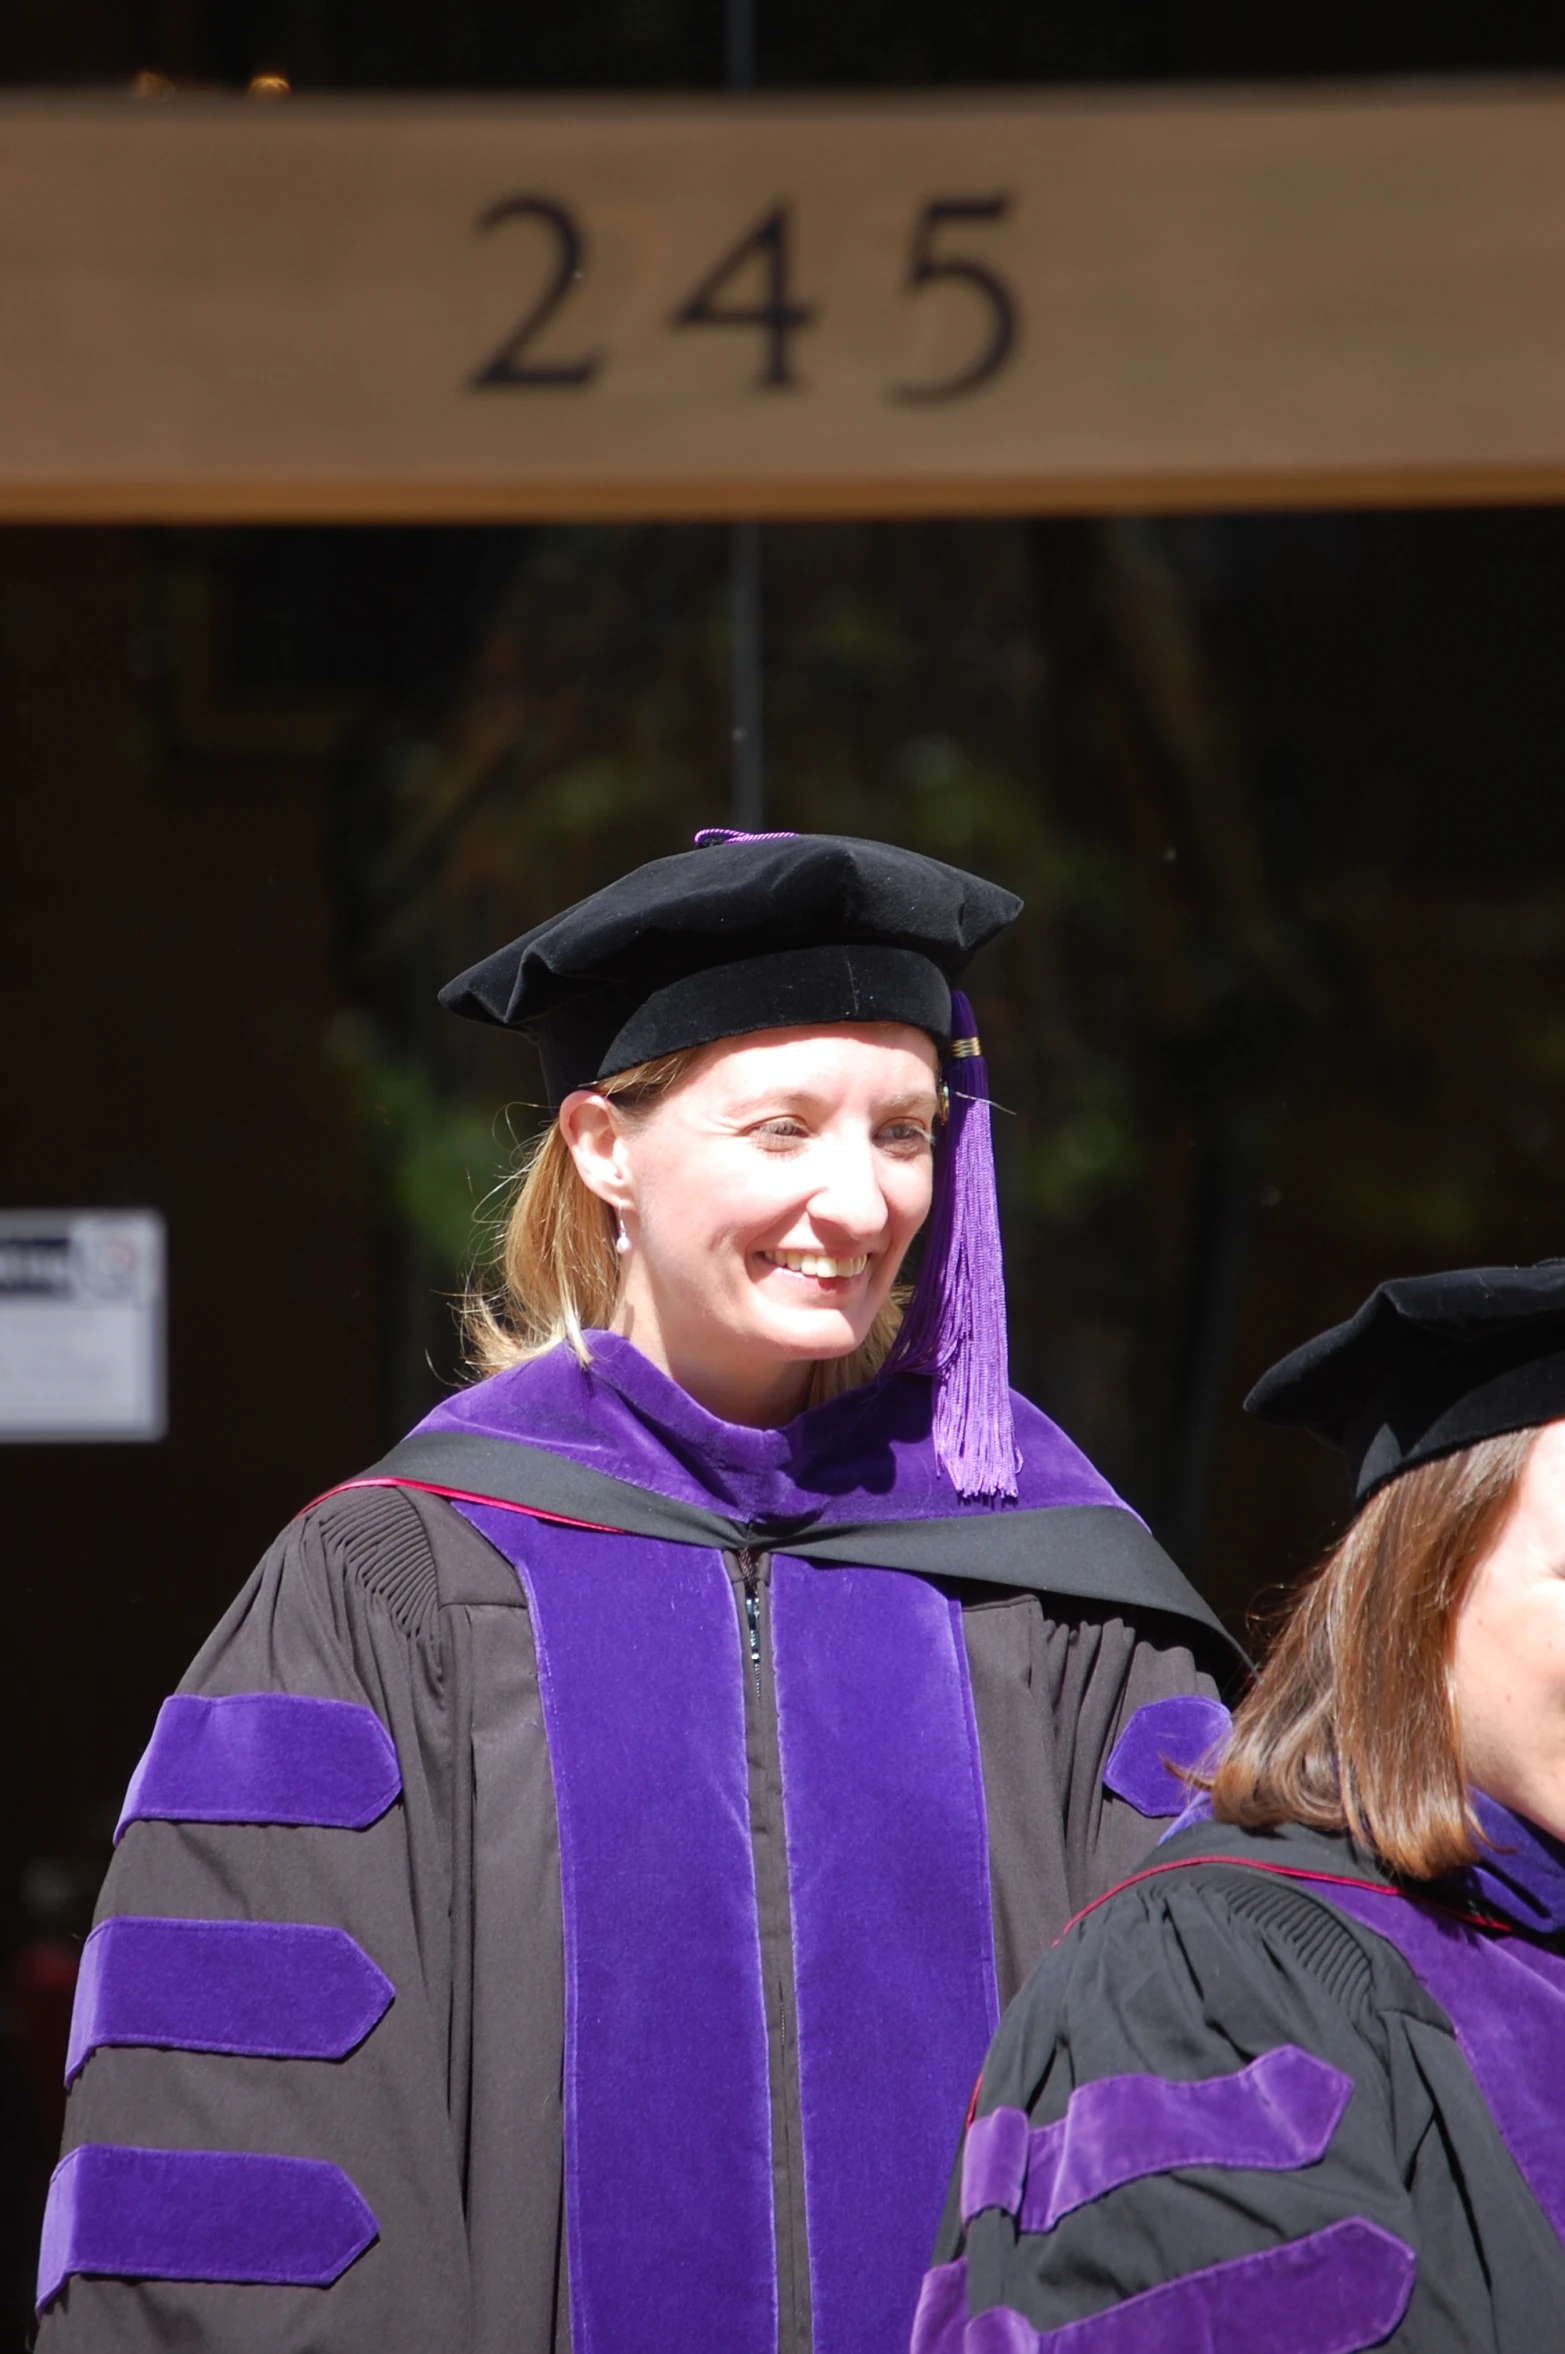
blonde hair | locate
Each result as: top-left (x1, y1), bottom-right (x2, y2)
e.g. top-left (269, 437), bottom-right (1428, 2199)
top-left (463, 1048), bottom-right (906, 1405)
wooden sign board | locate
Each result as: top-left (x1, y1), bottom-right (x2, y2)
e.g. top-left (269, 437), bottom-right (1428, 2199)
top-left (0, 88), bottom-right (1563, 520)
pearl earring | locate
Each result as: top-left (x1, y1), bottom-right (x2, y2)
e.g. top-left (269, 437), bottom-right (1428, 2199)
top-left (615, 1214), bottom-right (632, 1258)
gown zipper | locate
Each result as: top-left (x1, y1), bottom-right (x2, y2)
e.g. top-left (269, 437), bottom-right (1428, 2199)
top-left (729, 1542), bottom-right (810, 2353)
top-left (737, 1544), bottom-right (763, 1689)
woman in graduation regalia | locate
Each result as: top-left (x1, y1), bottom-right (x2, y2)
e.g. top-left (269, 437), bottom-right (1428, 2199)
top-left (36, 831), bottom-right (1233, 2354)
top-left (924, 1261), bottom-right (1565, 2354)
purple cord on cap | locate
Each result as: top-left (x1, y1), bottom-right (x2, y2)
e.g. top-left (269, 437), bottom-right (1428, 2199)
top-left (693, 827), bottom-right (800, 845)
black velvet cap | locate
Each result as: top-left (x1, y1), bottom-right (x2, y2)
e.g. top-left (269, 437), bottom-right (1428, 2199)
top-left (439, 830), bottom-right (1022, 1105)
top-left (1244, 1263), bottom-right (1565, 1504)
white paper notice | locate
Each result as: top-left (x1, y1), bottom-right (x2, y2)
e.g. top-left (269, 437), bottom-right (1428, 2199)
top-left (0, 1211), bottom-right (166, 1441)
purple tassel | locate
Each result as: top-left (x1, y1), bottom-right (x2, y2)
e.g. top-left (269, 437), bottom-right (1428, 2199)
top-left (890, 988), bottom-right (1018, 1501)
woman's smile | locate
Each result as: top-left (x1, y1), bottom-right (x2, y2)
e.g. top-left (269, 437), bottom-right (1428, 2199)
top-left (758, 1247), bottom-right (871, 1284)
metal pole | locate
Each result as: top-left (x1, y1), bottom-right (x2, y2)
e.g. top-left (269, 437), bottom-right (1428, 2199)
top-left (729, 521), bottom-right (764, 828)
top-left (727, 0), bottom-right (762, 826)
top-left (724, 0), bottom-right (755, 92)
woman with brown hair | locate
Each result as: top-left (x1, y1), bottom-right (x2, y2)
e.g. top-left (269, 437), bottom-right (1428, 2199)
top-left (922, 1264), bottom-right (1565, 2352)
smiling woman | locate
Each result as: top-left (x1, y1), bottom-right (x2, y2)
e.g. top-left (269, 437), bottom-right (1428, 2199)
top-left (37, 831), bottom-right (1237, 2354)
top-left (541, 1023), bottom-right (937, 1424)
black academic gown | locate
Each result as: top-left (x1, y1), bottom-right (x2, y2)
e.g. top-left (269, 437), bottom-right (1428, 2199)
top-left (37, 1389), bottom-right (1229, 2354)
top-left (929, 1816), bottom-right (1565, 2353)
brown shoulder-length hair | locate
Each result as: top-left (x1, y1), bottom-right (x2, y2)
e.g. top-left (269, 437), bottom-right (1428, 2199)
top-left (1209, 1425), bottom-right (1537, 1880)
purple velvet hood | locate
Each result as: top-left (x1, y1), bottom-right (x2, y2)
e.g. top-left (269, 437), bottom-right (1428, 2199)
top-left (360, 1334), bottom-right (1235, 1655)
top-left (419, 1332), bottom-right (1114, 1523)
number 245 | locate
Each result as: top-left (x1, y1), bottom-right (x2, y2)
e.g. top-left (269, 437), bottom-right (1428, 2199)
top-left (470, 195), bottom-right (1017, 404)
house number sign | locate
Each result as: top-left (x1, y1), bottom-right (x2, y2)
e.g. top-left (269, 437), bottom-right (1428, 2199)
top-left (471, 193), bottom-right (1017, 404)
top-left (0, 89), bottom-right (1560, 519)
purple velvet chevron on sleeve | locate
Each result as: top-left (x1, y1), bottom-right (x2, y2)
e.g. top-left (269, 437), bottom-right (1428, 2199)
top-left (962, 2046), bottom-right (1351, 2231)
top-left (911, 2257), bottom-right (969, 2354)
top-left (912, 2217), bottom-right (1414, 2353)
top-left (961, 2105), bottom-right (1029, 2223)
top-left (116, 1693), bottom-right (401, 1838)
top-left (36, 2144), bottom-right (377, 2312)
top-left (1102, 1694), bottom-right (1232, 1818)
top-left (66, 1917), bottom-right (394, 2083)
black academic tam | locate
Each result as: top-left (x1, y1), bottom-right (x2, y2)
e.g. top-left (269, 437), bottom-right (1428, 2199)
top-left (438, 829), bottom-right (1021, 1103)
top-left (1246, 1260), bottom-right (1565, 1503)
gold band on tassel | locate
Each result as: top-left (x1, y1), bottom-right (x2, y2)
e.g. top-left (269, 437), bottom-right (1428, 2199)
top-left (950, 1035), bottom-right (981, 1060)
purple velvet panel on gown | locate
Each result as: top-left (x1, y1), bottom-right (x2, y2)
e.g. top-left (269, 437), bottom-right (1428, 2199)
top-left (771, 1556), bottom-right (998, 2354)
top-left (455, 1488), bottom-right (1000, 2354)
top-left (116, 1692), bottom-right (401, 1837)
top-left (913, 2219), bottom-right (1414, 2354)
top-left (417, 1330), bottom-right (1123, 1527)
top-left (454, 1504), bottom-right (777, 2354)
top-left (426, 1339), bottom-right (1110, 2353)
top-left (961, 2046), bottom-right (1350, 2231)
top-left (37, 2145), bottom-right (376, 2310)
top-left (66, 1916), bottom-right (393, 2082)
top-left (1302, 1875), bottom-right (1565, 2248)
top-left (1101, 1695), bottom-right (1232, 1819)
